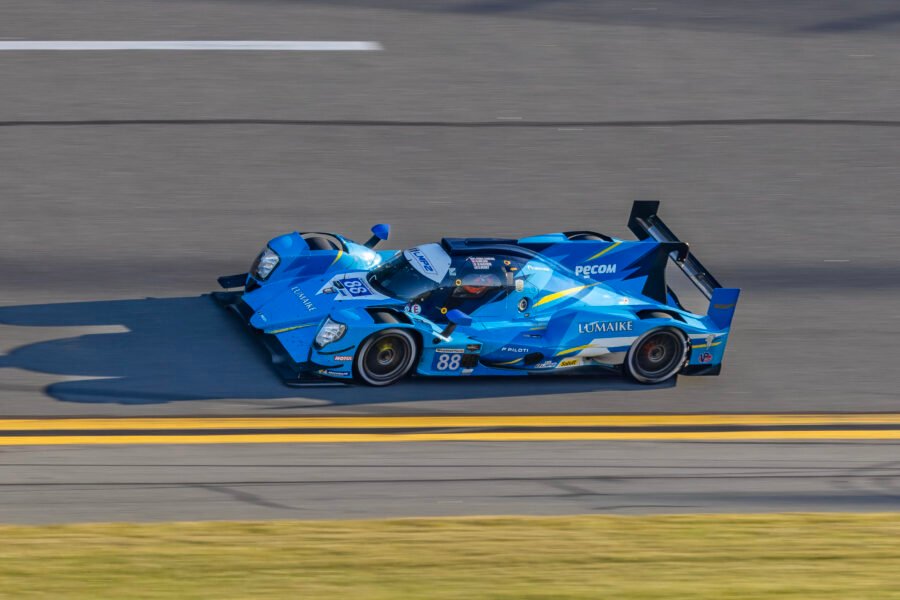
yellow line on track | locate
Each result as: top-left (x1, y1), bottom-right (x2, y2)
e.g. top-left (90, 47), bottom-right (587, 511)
top-left (3, 415), bottom-right (900, 445)
top-left (5, 414), bottom-right (900, 431)
top-left (4, 429), bottom-right (900, 445)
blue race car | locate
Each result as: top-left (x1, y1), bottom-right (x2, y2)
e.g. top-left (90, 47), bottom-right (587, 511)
top-left (215, 201), bottom-right (739, 386)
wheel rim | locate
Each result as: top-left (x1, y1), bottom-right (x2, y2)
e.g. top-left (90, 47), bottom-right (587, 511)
top-left (363, 334), bottom-right (411, 382)
top-left (632, 330), bottom-right (685, 380)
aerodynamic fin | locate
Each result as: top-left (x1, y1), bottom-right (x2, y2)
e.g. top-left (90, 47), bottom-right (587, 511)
top-left (217, 273), bottom-right (248, 289)
top-left (707, 287), bottom-right (740, 329)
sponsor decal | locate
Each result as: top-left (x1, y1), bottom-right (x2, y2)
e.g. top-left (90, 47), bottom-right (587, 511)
top-left (558, 358), bottom-right (578, 368)
top-left (436, 347), bottom-right (465, 353)
top-left (404, 303), bottom-right (422, 314)
top-left (574, 264), bottom-right (617, 278)
top-left (535, 360), bottom-right (558, 369)
top-left (524, 262), bottom-right (550, 272)
top-left (319, 369), bottom-right (350, 377)
top-left (501, 346), bottom-right (529, 353)
top-left (290, 286), bottom-right (316, 312)
top-left (448, 267), bottom-right (457, 276)
top-left (467, 256), bottom-right (495, 270)
top-left (713, 303), bottom-right (735, 310)
top-left (577, 320), bottom-right (633, 334)
top-left (408, 247), bottom-right (436, 274)
top-left (334, 355), bottom-right (353, 362)
top-left (699, 352), bottom-right (713, 364)
top-left (466, 343), bottom-right (482, 352)
top-left (340, 277), bottom-right (372, 297)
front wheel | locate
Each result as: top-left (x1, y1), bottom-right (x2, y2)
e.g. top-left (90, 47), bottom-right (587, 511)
top-left (625, 327), bottom-right (689, 384)
top-left (354, 329), bottom-right (418, 386)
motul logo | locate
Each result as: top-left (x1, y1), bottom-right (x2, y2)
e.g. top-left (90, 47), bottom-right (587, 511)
top-left (574, 264), bottom-right (616, 277)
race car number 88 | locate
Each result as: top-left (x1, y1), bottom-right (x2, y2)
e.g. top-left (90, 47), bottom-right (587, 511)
top-left (435, 353), bottom-right (462, 371)
top-left (342, 278), bottom-right (371, 296)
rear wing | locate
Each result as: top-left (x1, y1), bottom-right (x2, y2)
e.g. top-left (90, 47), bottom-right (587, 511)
top-left (628, 201), bottom-right (722, 300)
top-left (628, 200), bottom-right (740, 327)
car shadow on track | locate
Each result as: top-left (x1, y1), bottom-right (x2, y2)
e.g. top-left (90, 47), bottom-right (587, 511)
top-left (0, 296), bottom-right (658, 405)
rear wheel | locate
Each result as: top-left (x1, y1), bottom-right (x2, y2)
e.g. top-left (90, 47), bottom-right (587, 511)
top-left (354, 329), bottom-right (418, 386)
top-left (625, 327), bottom-right (689, 384)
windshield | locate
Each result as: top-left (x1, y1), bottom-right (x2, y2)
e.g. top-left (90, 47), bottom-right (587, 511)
top-left (366, 252), bottom-right (440, 301)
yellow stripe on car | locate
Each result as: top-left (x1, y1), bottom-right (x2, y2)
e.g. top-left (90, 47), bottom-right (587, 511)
top-left (330, 249), bottom-right (343, 266)
top-left (555, 344), bottom-right (592, 357)
top-left (266, 323), bottom-right (315, 335)
top-left (493, 357), bottom-right (524, 365)
top-left (585, 241), bottom-right (621, 262)
top-left (533, 282), bottom-right (599, 308)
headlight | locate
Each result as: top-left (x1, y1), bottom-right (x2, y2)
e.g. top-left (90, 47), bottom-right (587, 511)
top-left (315, 317), bottom-right (347, 348)
top-left (252, 247), bottom-right (280, 280)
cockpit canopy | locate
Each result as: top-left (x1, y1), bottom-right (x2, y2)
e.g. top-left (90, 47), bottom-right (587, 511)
top-left (366, 242), bottom-right (566, 321)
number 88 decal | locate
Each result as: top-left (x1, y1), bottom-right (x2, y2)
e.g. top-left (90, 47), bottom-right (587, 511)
top-left (343, 278), bottom-right (370, 296)
top-left (435, 353), bottom-right (462, 371)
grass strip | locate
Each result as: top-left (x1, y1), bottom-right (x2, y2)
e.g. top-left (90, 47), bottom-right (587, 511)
top-left (2, 514), bottom-right (900, 599)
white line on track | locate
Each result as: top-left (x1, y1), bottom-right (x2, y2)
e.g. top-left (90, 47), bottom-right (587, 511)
top-left (0, 41), bottom-right (382, 51)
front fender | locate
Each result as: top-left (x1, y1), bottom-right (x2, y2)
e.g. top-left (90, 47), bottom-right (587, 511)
top-left (309, 318), bottom-right (424, 379)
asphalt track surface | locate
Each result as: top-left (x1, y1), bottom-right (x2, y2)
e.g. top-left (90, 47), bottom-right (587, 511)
top-left (1, 0), bottom-right (900, 521)
top-left (5, 441), bottom-right (900, 524)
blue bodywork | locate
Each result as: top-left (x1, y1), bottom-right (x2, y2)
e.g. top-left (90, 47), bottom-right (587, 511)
top-left (216, 202), bottom-right (740, 385)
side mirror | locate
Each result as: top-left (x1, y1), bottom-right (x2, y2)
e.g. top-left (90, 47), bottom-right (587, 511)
top-left (364, 224), bottom-right (391, 249)
top-left (440, 309), bottom-right (472, 338)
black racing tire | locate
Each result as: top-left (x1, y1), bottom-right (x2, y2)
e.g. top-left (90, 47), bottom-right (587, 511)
top-left (354, 329), bottom-right (418, 386)
top-left (624, 327), bottom-right (689, 384)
